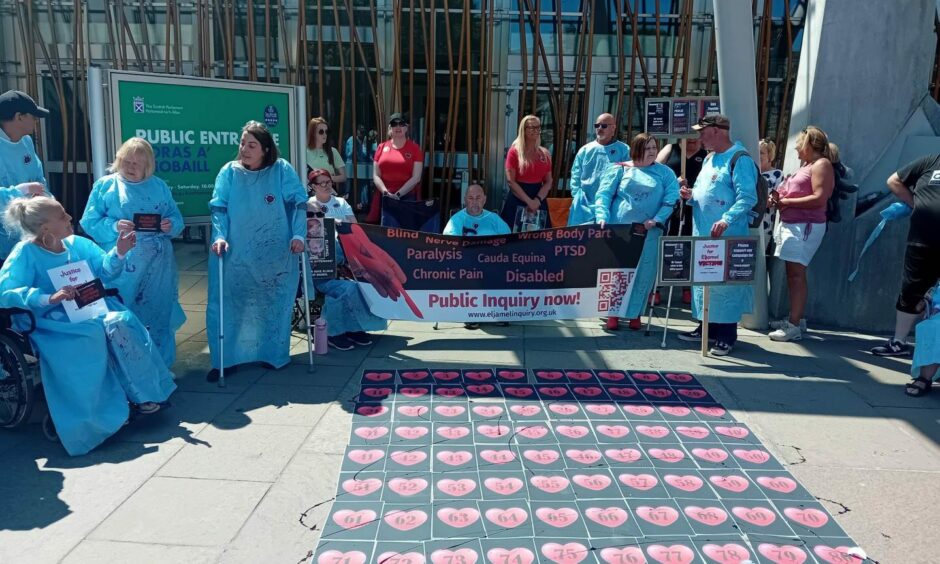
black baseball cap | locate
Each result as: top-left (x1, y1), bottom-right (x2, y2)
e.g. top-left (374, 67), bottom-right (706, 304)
top-left (0, 90), bottom-right (49, 120)
top-left (388, 112), bottom-right (408, 125)
top-left (692, 114), bottom-right (730, 131)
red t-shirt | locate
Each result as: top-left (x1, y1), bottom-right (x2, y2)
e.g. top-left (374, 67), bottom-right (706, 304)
top-left (374, 139), bottom-right (424, 197)
top-left (505, 145), bottom-right (552, 184)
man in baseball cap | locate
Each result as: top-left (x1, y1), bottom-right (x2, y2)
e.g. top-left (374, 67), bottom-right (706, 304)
top-left (0, 90), bottom-right (51, 259)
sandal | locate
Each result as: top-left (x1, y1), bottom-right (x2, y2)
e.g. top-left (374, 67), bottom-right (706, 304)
top-left (904, 377), bottom-right (933, 397)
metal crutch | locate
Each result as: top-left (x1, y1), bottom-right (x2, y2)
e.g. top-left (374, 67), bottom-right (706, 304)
top-left (299, 251), bottom-right (315, 372)
top-left (217, 254), bottom-right (226, 388)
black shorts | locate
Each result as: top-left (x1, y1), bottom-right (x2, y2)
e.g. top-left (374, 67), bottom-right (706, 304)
top-left (666, 202), bottom-right (693, 237)
top-left (897, 242), bottom-right (940, 313)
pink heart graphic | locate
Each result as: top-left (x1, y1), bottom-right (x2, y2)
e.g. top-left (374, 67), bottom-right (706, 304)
top-left (436, 426), bottom-right (470, 440)
top-left (692, 447), bottom-right (729, 463)
top-left (813, 546), bottom-right (862, 564)
top-left (709, 474), bottom-right (750, 493)
top-left (541, 543), bottom-right (588, 564)
top-left (467, 384), bottom-right (496, 395)
top-left (596, 371), bottom-right (626, 381)
top-left (536, 370), bottom-right (565, 380)
top-left (484, 507), bottom-right (529, 528)
top-left (387, 477), bottom-right (429, 496)
top-left (598, 547), bottom-right (646, 564)
top-left (483, 477), bottom-right (523, 495)
top-left (565, 449), bottom-right (602, 465)
top-left (695, 406), bottom-right (727, 418)
top-left (436, 387), bottom-right (465, 397)
top-left (497, 370), bottom-right (526, 380)
top-left (549, 403), bottom-right (580, 416)
top-left (399, 387), bottom-right (429, 398)
top-left (572, 386), bottom-right (603, 396)
top-left (477, 424), bottom-right (510, 439)
top-left (646, 544), bottom-right (695, 564)
top-left (517, 425), bottom-right (549, 439)
top-left (437, 478), bottom-right (477, 496)
top-left (472, 405), bottom-right (504, 417)
top-left (534, 507), bottom-right (579, 528)
top-left (677, 388), bottom-right (707, 399)
top-left (585, 403), bottom-right (617, 416)
top-left (432, 370), bottom-right (461, 381)
top-left (435, 450), bottom-right (473, 466)
top-left (715, 426), bottom-right (750, 439)
top-left (584, 506), bottom-right (629, 527)
top-left (431, 549), bottom-right (478, 564)
top-left (648, 448), bottom-right (685, 463)
top-left (397, 405), bottom-right (429, 417)
top-left (635, 506), bottom-right (680, 527)
top-left (632, 372), bottom-right (662, 382)
top-left (464, 371), bottom-right (493, 381)
top-left (623, 405), bottom-right (655, 417)
top-left (636, 425), bottom-right (671, 439)
top-left (383, 509), bottom-right (428, 531)
top-left (757, 543), bottom-right (808, 564)
top-left (572, 473), bottom-right (612, 491)
top-left (665, 372), bottom-right (694, 383)
top-left (642, 387), bottom-right (673, 399)
top-left (389, 450), bottom-right (427, 466)
top-left (353, 426), bottom-right (388, 440)
top-left (486, 548), bottom-right (535, 564)
top-left (731, 506), bottom-right (777, 527)
top-left (377, 552), bottom-right (426, 564)
top-left (364, 371), bottom-right (393, 381)
top-left (618, 473), bottom-right (658, 490)
top-left (733, 448), bottom-right (771, 464)
top-left (757, 476), bottom-right (798, 493)
top-left (523, 449), bottom-right (560, 465)
top-left (675, 425), bottom-right (710, 439)
top-left (555, 425), bottom-right (589, 439)
top-left (347, 449), bottom-right (384, 465)
top-left (395, 426), bottom-right (429, 440)
top-left (663, 474), bottom-right (703, 492)
top-left (539, 386), bottom-right (569, 397)
top-left (341, 478), bottom-right (382, 496)
top-left (701, 543), bottom-right (751, 564)
top-left (683, 505), bottom-right (728, 526)
top-left (596, 424), bottom-right (630, 439)
top-left (434, 405), bottom-right (466, 417)
top-left (567, 371), bottom-right (594, 381)
top-left (318, 550), bottom-right (367, 564)
top-left (437, 507), bottom-right (480, 528)
top-left (510, 404), bottom-right (541, 416)
top-left (479, 449), bottom-right (516, 465)
top-left (363, 387), bottom-right (392, 398)
top-left (783, 507), bottom-right (829, 528)
top-left (529, 475), bottom-right (570, 493)
top-left (332, 509), bottom-right (377, 530)
top-left (504, 387), bottom-right (534, 398)
top-left (660, 405), bottom-right (691, 416)
top-left (608, 387), bottom-right (639, 398)
top-left (401, 371), bottom-right (429, 381)
top-left (357, 405), bottom-right (388, 417)
top-left (605, 448), bottom-right (642, 463)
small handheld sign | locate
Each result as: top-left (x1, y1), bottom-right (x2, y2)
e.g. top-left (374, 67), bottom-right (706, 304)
top-left (74, 278), bottom-right (106, 309)
top-left (133, 213), bottom-right (162, 233)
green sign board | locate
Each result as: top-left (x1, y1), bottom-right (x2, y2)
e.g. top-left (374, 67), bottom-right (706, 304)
top-left (109, 71), bottom-right (300, 220)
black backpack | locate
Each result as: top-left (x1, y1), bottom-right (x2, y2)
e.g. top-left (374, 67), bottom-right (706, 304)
top-left (726, 150), bottom-right (767, 229)
top-left (826, 162), bottom-right (858, 223)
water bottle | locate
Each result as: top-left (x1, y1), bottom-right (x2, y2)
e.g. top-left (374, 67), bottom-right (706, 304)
top-left (314, 317), bottom-right (328, 355)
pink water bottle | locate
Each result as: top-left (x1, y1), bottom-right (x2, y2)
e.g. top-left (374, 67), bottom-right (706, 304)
top-left (314, 317), bottom-right (328, 355)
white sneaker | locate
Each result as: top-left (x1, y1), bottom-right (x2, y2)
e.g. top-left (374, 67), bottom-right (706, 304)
top-left (769, 321), bottom-right (803, 342)
top-left (769, 317), bottom-right (807, 333)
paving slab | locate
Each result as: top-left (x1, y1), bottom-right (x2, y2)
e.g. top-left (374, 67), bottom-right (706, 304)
top-left (212, 384), bottom-right (336, 427)
top-left (62, 540), bottom-right (220, 564)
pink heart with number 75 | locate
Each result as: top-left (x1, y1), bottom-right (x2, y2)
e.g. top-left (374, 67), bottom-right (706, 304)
top-left (541, 543), bottom-right (588, 564)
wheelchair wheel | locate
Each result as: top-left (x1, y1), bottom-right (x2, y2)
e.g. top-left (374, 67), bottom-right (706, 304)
top-left (42, 413), bottom-right (59, 442)
top-left (0, 332), bottom-right (35, 429)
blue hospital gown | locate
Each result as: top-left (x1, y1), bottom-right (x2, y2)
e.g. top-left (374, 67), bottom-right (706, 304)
top-left (0, 129), bottom-right (49, 258)
top-left (567, 140), bottom-right (630, 226)
top-left (80, 173), bottom-right (186, 366)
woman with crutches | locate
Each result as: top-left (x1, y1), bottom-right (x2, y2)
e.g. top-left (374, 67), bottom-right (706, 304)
top-left (206, 121), bottom-right (308, 383)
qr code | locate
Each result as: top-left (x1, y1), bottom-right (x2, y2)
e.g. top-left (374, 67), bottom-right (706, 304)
top-left (597, 269), bottom-right (634, 314)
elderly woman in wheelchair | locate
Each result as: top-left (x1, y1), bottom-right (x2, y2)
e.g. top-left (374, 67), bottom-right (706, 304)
top-left (0, 197), bottom-right (175, 455)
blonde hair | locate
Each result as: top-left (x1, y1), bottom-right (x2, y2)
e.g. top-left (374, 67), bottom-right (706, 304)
top-left (796, 126), bottom-right (831, 161)
top-left (759, 138), bottom-right (777, 162)
top-left (511, 115), bottom-right (547, 173)
top-left (109, 137), bottom-right (155, 178)
top-left (3, 196), bottom-right (62, 239)
top-left (828, 142), bottom-right (841, 164)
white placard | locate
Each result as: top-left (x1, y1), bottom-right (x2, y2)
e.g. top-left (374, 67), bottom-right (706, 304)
top-left (47, 260), bottom-right (109, 323)
top-left (693, 239), bottom-right (726, 283)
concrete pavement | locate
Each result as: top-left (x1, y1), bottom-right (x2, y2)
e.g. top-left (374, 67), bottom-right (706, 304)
top-left (0, 242), bottom-right (936, 563)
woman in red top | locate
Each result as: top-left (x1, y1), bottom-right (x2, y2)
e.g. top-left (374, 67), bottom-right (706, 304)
top-left (501, 114), bottom-right (553, 228)
top-left (366, 112), bottom-right (424, 223)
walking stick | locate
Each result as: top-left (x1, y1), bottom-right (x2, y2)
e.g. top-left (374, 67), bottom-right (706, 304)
top-left (217, 254), bottom-right (226, 388)
top-left (299, 251), bottom-right (315, 372)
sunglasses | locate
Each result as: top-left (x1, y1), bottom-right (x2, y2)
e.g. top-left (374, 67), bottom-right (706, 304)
top-left (594, 123), bottom-right (612, 129)
top-left (389, 120), bottom-right (407, 127)
top-left (317, 129), bottom-right (328, 135)
top-left (312, 179), bottom-right (333, 187)
top-left (525, 126), bottom-right (542, 131)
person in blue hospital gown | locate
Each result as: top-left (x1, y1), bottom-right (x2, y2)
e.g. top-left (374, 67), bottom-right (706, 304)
top-left (0, 196), bottom-right (176, 455)
top-left (678, 114), bottom-right (758, 356)
top-left (80, 137), bottom-right (185, 366)
top-left (595, 133), bottom-right (678, 331)
top-left (305, 168), bottom-right (386, 351)
top-left (0, 90), bottom-right (51, 260)
top-left (206, 121), bottom-right (307, 382)
top-left (567, 113), bottom-right (630, 226)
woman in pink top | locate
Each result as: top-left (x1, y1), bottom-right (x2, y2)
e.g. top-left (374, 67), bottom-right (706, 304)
top-left (767, 126), bottom-right (835, 342)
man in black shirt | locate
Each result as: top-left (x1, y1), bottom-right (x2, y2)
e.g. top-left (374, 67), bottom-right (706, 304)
top-left (871, 154), bottom-right (940, 358)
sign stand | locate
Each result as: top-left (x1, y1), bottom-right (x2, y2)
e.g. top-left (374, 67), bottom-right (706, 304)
top-left (701, 287), bottom-right (711, 357)
top-left (299, 252), bottom-right (316, 372)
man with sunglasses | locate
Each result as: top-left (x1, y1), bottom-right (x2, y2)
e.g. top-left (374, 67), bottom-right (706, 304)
top-left (567, 113), bottom-right (630, 226)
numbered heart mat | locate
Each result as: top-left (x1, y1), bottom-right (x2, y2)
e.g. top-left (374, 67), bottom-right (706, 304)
top-left (314, 368), bottom-right (865, 564)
